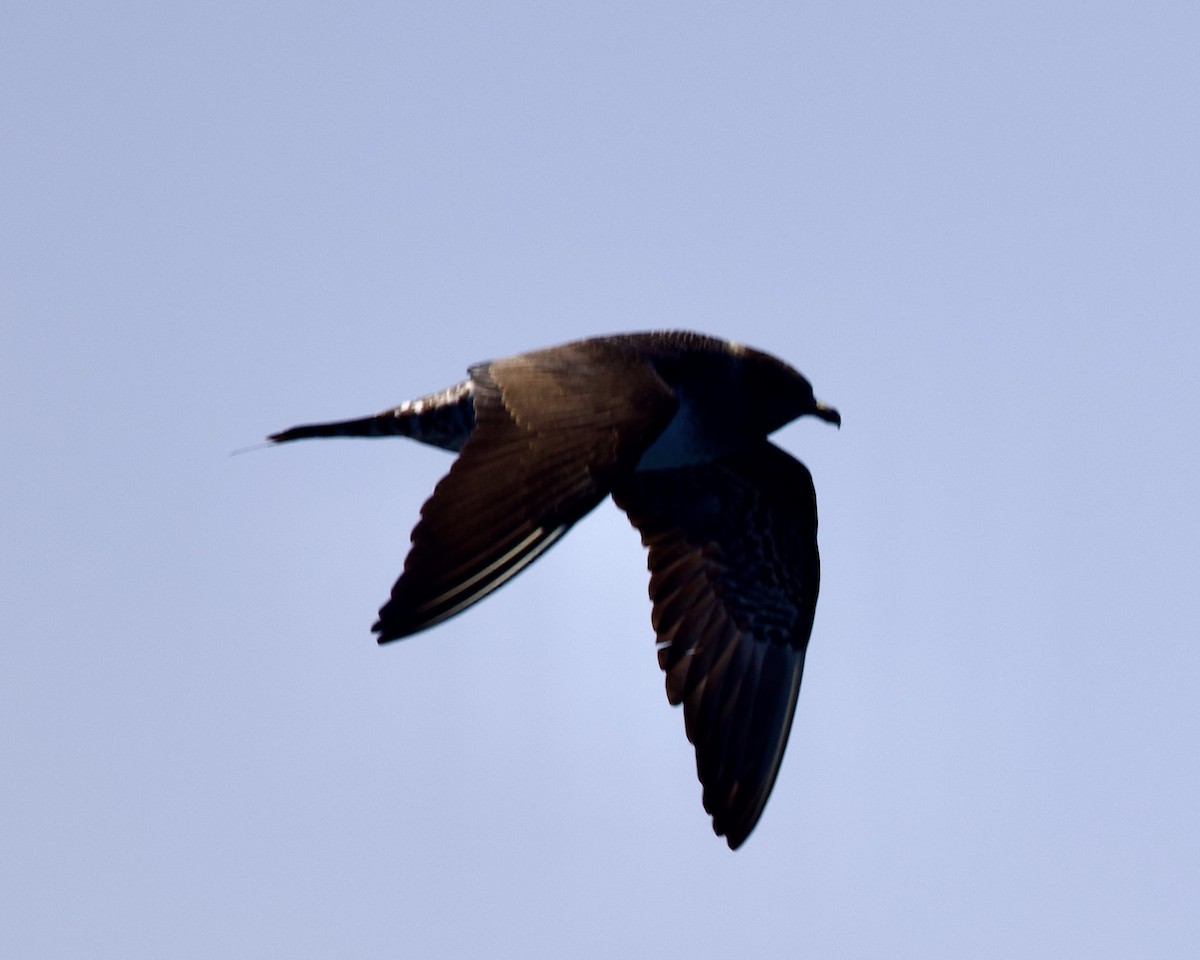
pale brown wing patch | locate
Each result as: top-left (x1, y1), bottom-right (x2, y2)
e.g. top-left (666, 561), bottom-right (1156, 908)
top-left (375, 344), bottom-right (677, 642)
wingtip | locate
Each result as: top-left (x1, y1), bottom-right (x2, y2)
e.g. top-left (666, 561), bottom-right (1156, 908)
top-left (374, 608), bottom-right (428, 644)
top-left (713, 811), bottom-right (754, 851)
top-left (372, 621), bottom-right (403, 645)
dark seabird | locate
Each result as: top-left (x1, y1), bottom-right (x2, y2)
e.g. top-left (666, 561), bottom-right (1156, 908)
top-left (270, 330), bottom-right (840, 849)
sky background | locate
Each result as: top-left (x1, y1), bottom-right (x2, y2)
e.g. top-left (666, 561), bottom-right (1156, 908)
top-left (4, 1), bottom-right (1199, 957)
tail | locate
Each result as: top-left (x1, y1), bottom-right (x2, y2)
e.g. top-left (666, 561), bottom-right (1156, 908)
top-left (269, 414), bottom-right (406, 443)
top-left (268, 380), bottom-right (476, 452)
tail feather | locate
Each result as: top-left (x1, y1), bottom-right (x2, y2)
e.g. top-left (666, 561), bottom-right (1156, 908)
top-left (268, 379), bottom-right (476, 452)
top-left (268, 415), bottom-right (403, 443)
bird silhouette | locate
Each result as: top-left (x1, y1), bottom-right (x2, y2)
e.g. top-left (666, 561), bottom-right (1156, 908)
top-left (270, 331), bottom-right (840, 848)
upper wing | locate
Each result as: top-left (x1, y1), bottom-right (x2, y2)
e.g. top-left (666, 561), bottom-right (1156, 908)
top-left (612, 441), bottom-right (821, 849)
top-left (374, 340), bottom-right (678, 641)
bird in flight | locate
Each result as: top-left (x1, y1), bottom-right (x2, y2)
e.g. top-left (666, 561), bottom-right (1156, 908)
top-left (270, 330), bottom-right (840, 848)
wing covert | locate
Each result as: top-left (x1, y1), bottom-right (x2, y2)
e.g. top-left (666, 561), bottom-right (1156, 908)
top-left (375, 342), bottom-right (677, 641)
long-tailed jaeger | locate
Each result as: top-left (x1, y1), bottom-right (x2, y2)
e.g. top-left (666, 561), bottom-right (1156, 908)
top-left (270, 330), bottom-right (840, 849)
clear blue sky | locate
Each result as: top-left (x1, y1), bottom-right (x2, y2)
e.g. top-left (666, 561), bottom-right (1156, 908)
top-left (4, 2), bottom-right (1198, 957)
